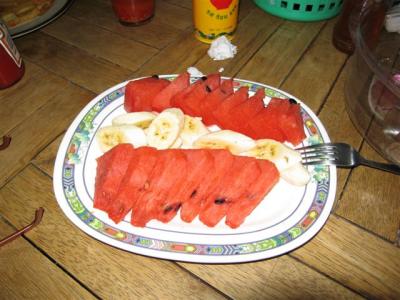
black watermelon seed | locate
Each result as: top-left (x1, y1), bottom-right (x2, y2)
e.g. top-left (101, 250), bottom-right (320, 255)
top-left (151, 74), bottom-right (159, 79)
top-left (214, 198), bottom-right (226, 205)
top-left (289, 98), bottom-right (298, 104)
top-left (201, 76), bottom-right (208, 81)
top-left (206, 85), bottom-right (212, 92)
top-left (190, 190), bottom-right (197, 198)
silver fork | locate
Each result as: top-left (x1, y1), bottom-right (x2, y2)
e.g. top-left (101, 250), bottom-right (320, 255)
top-left (296, 143), bottom-right (400, 175)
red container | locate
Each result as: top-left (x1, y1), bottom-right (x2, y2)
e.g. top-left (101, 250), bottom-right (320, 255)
top-left (0, 22), bottom-right (24, 89)
top-left (111, 0), bottom-right (155, 26)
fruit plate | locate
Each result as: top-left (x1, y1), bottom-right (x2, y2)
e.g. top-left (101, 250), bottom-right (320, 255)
top-left (53, 75), bottom-right (336, 263)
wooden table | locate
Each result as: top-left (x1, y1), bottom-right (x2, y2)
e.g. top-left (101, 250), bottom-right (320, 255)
top-left (1, 0), bottom-right (399, 298)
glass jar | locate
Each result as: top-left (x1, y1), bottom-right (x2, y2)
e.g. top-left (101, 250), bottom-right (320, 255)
top-left (111, 0), bottom-right (155, 26)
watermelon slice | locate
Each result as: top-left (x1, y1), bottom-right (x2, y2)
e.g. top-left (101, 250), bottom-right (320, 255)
top-left (225, 159), bottom-right (279, 228)
top-left (230, 88), bottom-right (266, 133)
top-left (107, 147), bottom-right (158, 224)
top-left (200, 87), bottom-right (233, 126)
top-left (279, 103), bottom-right (306, 146)
top-left (124, 76), bottom-right (170, 112)
top-left (220, 78), bottom-right (234, 95)
top-left (131, 150), bottom-right (187, 227)
top-left (175, 81), bottom-right (210, 117)
top-left (203, 73), bottom-right (221, 91)
top-left (180, 149), bottom-right (234, 223)
top-left (93, 144), bottom-right (134, 211)
top-left (212, 86), bottom-right (249, 129)
top-left (151, 72), bottom-right (190, 112)
top-left (159, 149), bottom-right (213, 223)
top-left (199, 156), bottom-right (260, 227)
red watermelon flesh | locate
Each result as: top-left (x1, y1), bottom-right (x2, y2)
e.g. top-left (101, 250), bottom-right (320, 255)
top-left (151, 72), bottom-right (190, 112)
top-left (212, 86), bottom-right (249, 129)
top-left (200, 87), bottom-right (233, 126)
top-left (131, 150), bottom-right (187, 227)
top-left (225, 159), bottom-right (279, 228)
top-left (124, 77), bottom-right (170, 112)
top-left (170, 81), bottom-right (200, 110)
top-left (279, 103), bottom-right (306, 146)
top-left (199, 156), bottom-right (260, 227)
top-left (246, 110), bottom-right (286, 141)
top-left (233, 88), bottom-right (266, 135)
top-left (220, 78), bottom-right (234, 95)
top-left (204, 73), bottom-right (221, 91)
top-left (176, 81), bottom-right (210, 117)
top-left (93, 144), bottom-right (134, 211)
top-left (180, 149), bottom-right (234, 223)
top-left (107, 147), bottom-right (158, 224)
top-left (159, 149), bottom-right (213, 223)
top-left (178, 150), bottom-right (214, 223)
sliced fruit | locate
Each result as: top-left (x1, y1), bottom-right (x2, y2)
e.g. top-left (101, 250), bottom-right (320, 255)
top-left (111, 112), bottom-right (157, 128)
top-left (193, 130), bottom-right (256, 154)
top-left (199, 156), bottom-right (260, 227)
top-left (233, 88), bottom-right (265, 134)
top-left (200, 87), bottom-right (233, 126)
top-left (280, 162), bottom-right (310, 186)
top-left (245, 109), bottom-right (286, 142)
top-left (220, 78), bottom-right (234, 95)
top-left (212, 86), bottom-right (249, 130)
top-left (175, 81), bottom-right (209, 117)
top-left (203, 73), bottom-right (221, 91)
top-left (151, 72), bottom-right (190, 112)
top-left (225, 159), bottom-right (279, 228)
top-left (240, 139), bottom-right (302, 172)
top-left (180, 115), bottom-right (210, 148)
top-left (93, 144), bottom-right (135, 211)
top-left (146, 108), bottom-right (184, 149)
top-left (124, 77), bottom-right (170, 112)
top-left (279, 103), bottom-right (306, 146)
top-left (107, 147), bottom-right (158, 223)
top-left (96, 125), bottom-right (147, 153)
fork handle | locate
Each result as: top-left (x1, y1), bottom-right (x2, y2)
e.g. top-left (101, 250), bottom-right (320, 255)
top-left (360, 158), bottom-right (400, 175)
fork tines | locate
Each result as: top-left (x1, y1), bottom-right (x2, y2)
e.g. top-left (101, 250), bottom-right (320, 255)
top-left (296, 143), bottom-right (339, 165)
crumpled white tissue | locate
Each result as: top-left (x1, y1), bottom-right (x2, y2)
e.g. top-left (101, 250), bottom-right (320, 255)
top-left (207, 36), bottom-right (237, 61)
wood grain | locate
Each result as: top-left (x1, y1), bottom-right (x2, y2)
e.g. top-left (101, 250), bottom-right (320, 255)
top-left (16, 32), bottom-right (133, 93)
top-left (0, 220), bottom-right (95, 299)
top-left (0, 166), bottom-right (226, 300)
top-left (291, 215), bottom-right (400, 299)
top-left (67, 0), bottom-right (191, 49)
top-left (0, 76), bottom-right (94, 188)
top-left (0, 61), bottom-right (63, 135)
top-left (42, 14), bottom-right (158, 71)
top-left (237, 19), bottom-right (324, 86)
top-left (180, 254), bottom-right (361, 299)
top-left (280, 19), bottom-right (348, 112)
top-left (336, 142), bottom-right (400, 242)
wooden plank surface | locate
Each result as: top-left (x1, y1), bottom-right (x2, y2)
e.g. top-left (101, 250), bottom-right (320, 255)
top-left (0, 166), bottom-right (226, 300)
top-left (0, 220), bottom-right (95, 299)
top-left (15, 32), bottom-right (133, 94)
top-left (0, 65), bottom-right (94, 188)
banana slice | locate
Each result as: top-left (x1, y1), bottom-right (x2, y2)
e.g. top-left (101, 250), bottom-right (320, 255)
top-left (146, 108), bottom-right (184, 149)
top-left (170, 137), bottom-right (183, 149)
top-left (240, 139), bottom-right (302, 172)
top-left (96, 125), bottom-right (147, 152)
top-left (112, 112), bottom-right (157, 129)
top-left (280, 163), bottom-right (310, 186)
top-left (193, 130), bottom-right (256, 154)
top-left (180, 115), bottom-right (210, 148)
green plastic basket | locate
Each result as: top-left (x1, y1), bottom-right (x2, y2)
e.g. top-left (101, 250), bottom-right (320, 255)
top-left (253, 0), bottom-right (343, 22)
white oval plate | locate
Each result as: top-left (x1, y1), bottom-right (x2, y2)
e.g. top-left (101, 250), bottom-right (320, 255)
top-left (53, 75), bottom-right (336, 263)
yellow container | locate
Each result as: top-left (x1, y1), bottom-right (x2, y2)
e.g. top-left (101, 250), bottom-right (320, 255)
top-left (192, 0), bottom-right (239, 44)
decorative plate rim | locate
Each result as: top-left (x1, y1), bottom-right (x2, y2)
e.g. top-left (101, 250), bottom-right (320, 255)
top-left (53, 75), bottom-right (336, 263)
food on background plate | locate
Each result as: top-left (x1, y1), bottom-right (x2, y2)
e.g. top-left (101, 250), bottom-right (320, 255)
top-left (94, 144), bottom-right (279, 228)
top-left (93, 73), bottom-right (311, 228)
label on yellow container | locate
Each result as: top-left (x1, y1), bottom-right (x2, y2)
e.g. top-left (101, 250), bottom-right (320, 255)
top-left (193, 0), bottom-right (239, 44)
